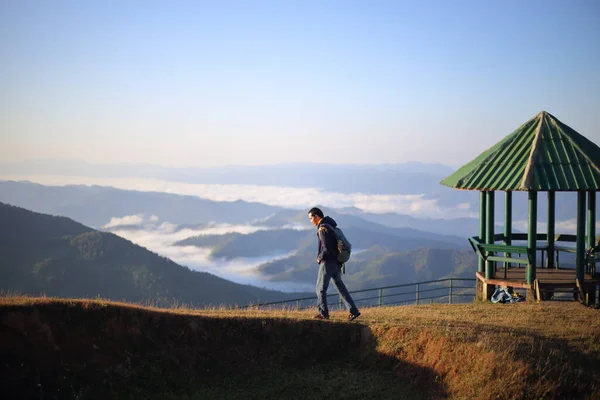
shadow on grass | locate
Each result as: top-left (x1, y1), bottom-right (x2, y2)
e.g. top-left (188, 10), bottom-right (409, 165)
top-left (0, 301), bottom-right (446, 400)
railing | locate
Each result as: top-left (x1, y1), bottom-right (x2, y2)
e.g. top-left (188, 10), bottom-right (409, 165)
top-left (469, 233), bottom-right (600, 277)
top-left (242, 278), bottom-right (476, 310)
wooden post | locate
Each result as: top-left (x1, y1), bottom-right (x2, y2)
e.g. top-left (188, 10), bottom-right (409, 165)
top-left (479, 191), bottom-right (487, 274)
top-left (504, 191), bottom-right (512, 277)
top-left (587, 191), bottom-right (596, 305)
top-left (378, 288), bottom-right (383, 307)
top-left (547, 191), bottom-right (555, 269)
top-left (482, 191), bottom-right (496, 300)
top-left (527, 191), bottom-right (537, 287)
top-left (485, 191), bottom-right (495, 280)
top-left (415, 283), bottom-right (420, 305)
top-left (576, 192), bottom-right (586, 283)
top-left (588, 191), bottom-right (596, 248)
top-left (449, 279), bottom-right (453, 304)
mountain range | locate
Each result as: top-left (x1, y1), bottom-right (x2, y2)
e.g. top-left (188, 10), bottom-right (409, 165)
top-left (1, 160), bottom-right (591, 224)
top-left (1, 180), bottom-right (480, 237)
top-left (0, 180), bottom-right (480, 304)
top-left (0, 202), bottom-right (300, 307)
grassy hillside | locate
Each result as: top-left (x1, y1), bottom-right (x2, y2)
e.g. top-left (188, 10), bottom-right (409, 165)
top-left (0, 202), bottom-right (300, 307)
top-left (1, 297), bottom-right (598, 400)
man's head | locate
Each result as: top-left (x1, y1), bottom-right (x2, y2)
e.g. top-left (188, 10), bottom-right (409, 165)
top-left (308, 207), bottom-right (324, 226)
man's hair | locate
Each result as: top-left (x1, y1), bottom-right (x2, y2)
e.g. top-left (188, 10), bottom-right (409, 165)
top-left (308, 207), bottom-right (324, 218)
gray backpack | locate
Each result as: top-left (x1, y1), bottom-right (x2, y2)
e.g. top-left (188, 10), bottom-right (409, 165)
top-left (324, 224), bottom-right (352, 269)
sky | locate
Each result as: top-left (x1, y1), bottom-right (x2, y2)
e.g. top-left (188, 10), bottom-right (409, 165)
top-left (1, 0), bottom-right (600, 168)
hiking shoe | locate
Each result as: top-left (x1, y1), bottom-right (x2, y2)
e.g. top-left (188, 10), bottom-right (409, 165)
top-left (313, 314), bottom-right (329, 320)
top-left (348, 312), bottom-right (361, 321)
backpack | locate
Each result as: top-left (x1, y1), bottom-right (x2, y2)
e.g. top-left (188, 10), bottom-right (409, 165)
top-left (323, 224), bottom-right (352, 269)
top-left (334, 227), bottom-right (352, 264)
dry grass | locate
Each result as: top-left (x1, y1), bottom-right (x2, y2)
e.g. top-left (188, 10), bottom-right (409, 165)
top-left (1, 296), bottom-right (599, 399)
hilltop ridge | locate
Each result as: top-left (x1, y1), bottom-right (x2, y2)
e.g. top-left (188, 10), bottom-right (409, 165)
top-left (1, 297), bottom-right (598, 399)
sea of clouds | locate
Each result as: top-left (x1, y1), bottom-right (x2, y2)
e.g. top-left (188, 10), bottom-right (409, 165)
top-left (103, 213), bottom-right (314, 292)
top-left (0, 174), bottom-right (477, 219)
top-left (7, 173), bottom-right (593, 293)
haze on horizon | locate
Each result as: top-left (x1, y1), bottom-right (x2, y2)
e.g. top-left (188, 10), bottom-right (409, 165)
top-left (2, 0), bottom-right (600, 169)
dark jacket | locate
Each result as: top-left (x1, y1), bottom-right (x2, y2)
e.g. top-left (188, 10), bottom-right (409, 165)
top-left (316, 216), bottom-right (339, 264)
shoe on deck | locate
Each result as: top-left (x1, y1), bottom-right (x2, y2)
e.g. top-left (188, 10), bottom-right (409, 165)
top-left (348, 312), bottom-right (361, 321)
top-left (313, 314), bottom-right (329, 320)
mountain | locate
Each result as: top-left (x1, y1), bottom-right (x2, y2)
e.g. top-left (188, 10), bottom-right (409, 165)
top-left (0, 160), bottom-right (456, 194)
top-left (2, 159), bottom-right (594, 225)
top-left (347, 247), bottom-right (477, 288)
top-left (0, 202), bottom-right (302, 307)
top-left (336, 209), bottom-right (480, 237)
top-left (257, 245), bottom-right (477, 290)
top-left (0, 181), bottom-right (476, 243)
top-left (172, 208), bottom-right (469, 261)
top-left (175, 228), bottom-right (312, 259)
top-left (249, 208), bottom-right (469, 246)
top-left (242, 211), bottom-right (475, 289)
top-left (0, 181), bottom-right (281, 228)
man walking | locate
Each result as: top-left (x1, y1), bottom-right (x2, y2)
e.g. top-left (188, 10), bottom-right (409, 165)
top-left (308, 207), bottom-right (360, 321)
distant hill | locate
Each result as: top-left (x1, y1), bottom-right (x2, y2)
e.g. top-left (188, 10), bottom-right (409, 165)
top-left (0, 160), bottom-right (456, 194)
top-left (2, 180), bottom-right (588, 243)
top-left (0, 181), bottom-right (281, 229)
top-left (347, 247), bottom-right (477, 289)
top-left (257, 245), bottom-right (477, 290)
top-left (174, 222), bottom-right (466, 260)
top-left (0, 202), bottom-right (301, 307)
top-left (97, 202), bottom-right (473, 289)
top-left (175, 229), bottom-right (312, 259)
top-left (247, 208), bottom-right (469, 246)
top-left (337, 209), bottom-right (480, 237)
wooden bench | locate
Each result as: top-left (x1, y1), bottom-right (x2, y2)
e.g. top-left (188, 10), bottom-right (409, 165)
top-left (468, 238), bottom-right (531, 279)
top-left (474, 242), bottom-right (530, 265)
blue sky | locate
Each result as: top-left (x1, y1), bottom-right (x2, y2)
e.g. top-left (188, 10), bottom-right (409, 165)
top-left (2, 0), bottom-right (599, 167)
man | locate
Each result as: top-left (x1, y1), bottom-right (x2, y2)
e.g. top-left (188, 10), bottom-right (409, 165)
top-left (307, 207), bottom-right (360, 321)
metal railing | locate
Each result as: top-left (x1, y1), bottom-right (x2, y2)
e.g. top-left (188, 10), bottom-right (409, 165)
top-left (243, 278), bottom-right (476, 310)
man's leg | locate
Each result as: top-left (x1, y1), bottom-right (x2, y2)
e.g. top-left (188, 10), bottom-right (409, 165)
top-left (316, 262), bottom-right (331, 318)
top-left (330, 266), bottom-right (360, 316)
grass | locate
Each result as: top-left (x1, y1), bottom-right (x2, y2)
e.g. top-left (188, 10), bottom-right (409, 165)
top-left (1, 296), bottom-right (599, 399)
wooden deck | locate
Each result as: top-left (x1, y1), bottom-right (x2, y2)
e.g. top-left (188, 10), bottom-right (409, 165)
top-left (476, 267), bottom-right (599, 302)
top-left (491, 267), bottom-right (596, 285)
top-left (475, 267), bottom-right (600, 304)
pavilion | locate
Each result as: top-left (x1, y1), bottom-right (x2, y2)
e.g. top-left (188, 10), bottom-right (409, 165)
top-left (441, 111), bottom-right (600, 304)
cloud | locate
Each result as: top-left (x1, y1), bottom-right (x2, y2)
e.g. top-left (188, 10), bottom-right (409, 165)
top-left (103, 214), bottom-right (145, 228)
top-left (183, 222), bottom-right (273, 236)
top-left (2, 174), bottom-right (476, 219)
top-left (108, 218), bottom-right (313, 292)
top-left (509, 219), bottom-right (600, 236)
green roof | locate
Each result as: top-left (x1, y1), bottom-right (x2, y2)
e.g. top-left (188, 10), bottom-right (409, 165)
top-left (440, 111), bottom-right (600, 191)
